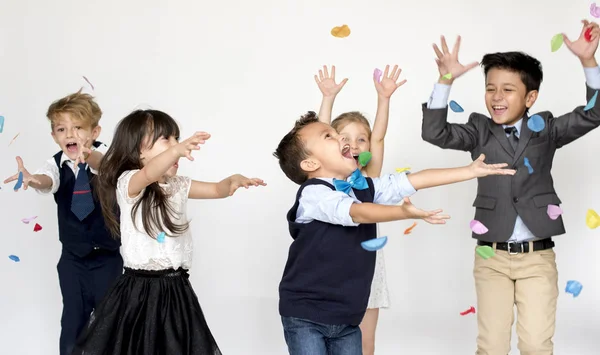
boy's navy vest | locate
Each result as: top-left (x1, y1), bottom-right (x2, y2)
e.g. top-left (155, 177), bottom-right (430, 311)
top-left (53, 141), bottom-right (120, 257)
top-left (279, 178), bottom-right (377, 326)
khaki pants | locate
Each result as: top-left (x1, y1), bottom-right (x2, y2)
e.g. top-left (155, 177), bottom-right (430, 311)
top-left (473, 244), bottom-right (558, 355)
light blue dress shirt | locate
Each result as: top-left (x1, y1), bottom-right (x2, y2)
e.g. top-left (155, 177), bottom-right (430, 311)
top-left (295, 172), bottom-right (417, 226)
top-left (426, 66), bottom-right (600, 242)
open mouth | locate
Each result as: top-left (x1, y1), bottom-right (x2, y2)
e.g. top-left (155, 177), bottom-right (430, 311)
top-left (352, 154), bottom-right (359, 163)
top-left (492, 105), bottom-right (507, 115)
top-left (341, 144), bottom-right (353, 159)
top-left (66, 142), bottom-right (78, 153)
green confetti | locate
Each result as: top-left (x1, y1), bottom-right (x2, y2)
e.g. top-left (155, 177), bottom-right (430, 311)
top-left (442, 73), bottom-right (452, 80)
top-left (358, 151), bottom-right (372, 167)
top-left (476, 245), bottom-right (495, 259)
top-left (551, 34), bottom-right (563, 52)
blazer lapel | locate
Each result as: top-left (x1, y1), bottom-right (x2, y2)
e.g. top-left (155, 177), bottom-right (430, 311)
top-left (488, 120), bottom-right (514, 157)
top-left (512, 116), bottom-right (532, 164)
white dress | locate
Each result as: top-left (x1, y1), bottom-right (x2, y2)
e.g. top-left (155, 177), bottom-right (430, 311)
top-left (367, 224), bottom-right (390, 309)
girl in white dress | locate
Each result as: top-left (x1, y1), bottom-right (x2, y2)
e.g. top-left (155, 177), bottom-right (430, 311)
top-left (73, 109), bottom-right (265, 355)
top-left (314, 64), bottom-right (406, 355)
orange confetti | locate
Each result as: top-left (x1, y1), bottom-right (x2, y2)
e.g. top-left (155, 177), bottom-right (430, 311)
top-left (331, 24), bottom-right (351, 38)
top-left (8, 132), bottom-right (19, 146)
top-left (404, 222), bottom-right (417, 235)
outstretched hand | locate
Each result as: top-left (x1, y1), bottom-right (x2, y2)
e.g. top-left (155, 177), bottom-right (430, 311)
top-left (433, 35), bottom-right (479, 83)
top-left (3, 156), bottom-right (40, 191)
top-left (314, 65), bottom-right (348, 98)
top-left (563, 20), bottom-right (600, 62)
top-left (174, 131), bottom-right (211, 161)
top-left (73, 128), bottom-right (92, 167)
top-left (399, 197), bottom-right (450, 225)
top-left (374, 64), bottom-right (407, 99)
top-left (228, 175), bottom-right (267, 196)
top-left (469, 154), bottom-right (516, 177)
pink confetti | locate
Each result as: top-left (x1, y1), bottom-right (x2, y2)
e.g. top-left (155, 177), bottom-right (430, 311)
top-left (373, 68), bottom-right (382, 83)
top-left (21, 216), bottom-right (37, 224)
top-left (82, 76), bottom-right (95, 90)
top-left (470, 220), bottom-right (488, 234)
top-left (460, 306), bottom-right (476, 316)
top-left (591, 3), bottom-right (600, 18)
top-left (547, 205), bottom-right (562, 220)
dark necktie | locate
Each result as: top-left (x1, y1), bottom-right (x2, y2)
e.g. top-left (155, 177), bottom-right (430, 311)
top-left (504, 126), bottom-right (519, 152)
top-left (71, 163), bottom-right (95, 221)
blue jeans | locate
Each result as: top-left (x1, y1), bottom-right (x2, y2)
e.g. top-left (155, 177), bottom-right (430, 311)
top-left (281, 316), bottom-right (362, 355)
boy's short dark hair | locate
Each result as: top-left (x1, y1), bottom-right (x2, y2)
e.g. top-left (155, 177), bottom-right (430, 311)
top-left (481, 51), bottom-right (543, 93)
top-left (274, 111), bottom-right (320, 185)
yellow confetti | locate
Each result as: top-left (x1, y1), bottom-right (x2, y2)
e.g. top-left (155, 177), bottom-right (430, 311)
top-left (586, 209), bottom-right (600, 229)
top-left (396, 167), bottom-right (411, 173)
top-left (331, 24), bottom-right (351, 38)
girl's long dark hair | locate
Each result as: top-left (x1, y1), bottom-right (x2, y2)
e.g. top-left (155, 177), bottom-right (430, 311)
top-left (96, 109), bottom-right (189, 238)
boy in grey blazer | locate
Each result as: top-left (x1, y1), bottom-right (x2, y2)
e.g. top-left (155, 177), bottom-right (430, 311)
top-left (421, 20), bottom-right (600, 355)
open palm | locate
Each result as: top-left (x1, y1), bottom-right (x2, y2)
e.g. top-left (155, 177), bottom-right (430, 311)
top-left (374, 64), bottom-right (407, 98)
top-left (433, 35), bottom-right (479, 81)
top-left (314, 65), bottom-right (348, 97)
top-left (564, 20), bottom-right (600, 60)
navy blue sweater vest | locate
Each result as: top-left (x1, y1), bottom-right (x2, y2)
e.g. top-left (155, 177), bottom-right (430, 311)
top-left (279, 178), bottom-right (377, 326)
top-left (53, 141), bottom-right (120, 257)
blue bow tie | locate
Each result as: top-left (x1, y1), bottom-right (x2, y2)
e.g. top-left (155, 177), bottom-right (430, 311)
top-left (333, 169), bottom-right (368, 194)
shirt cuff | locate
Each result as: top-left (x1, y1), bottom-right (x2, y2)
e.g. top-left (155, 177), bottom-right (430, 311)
top-left (583, 66), bottom-right (600, 89)
top-left (426, 83), bottom-right (451, 109)
top-left (335, 197), bottom-right (360, 227)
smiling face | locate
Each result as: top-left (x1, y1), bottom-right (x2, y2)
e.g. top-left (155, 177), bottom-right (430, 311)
top-left (485, 68), bottom-right (538, 126)
top-left (298, 122), bottom-right (357, 180)
top-left (337, 121), bottom-right (371, 165)
top-left (51, 113), bottom-right (100, 161)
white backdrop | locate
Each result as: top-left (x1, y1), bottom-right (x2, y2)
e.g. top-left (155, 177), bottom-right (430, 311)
top-left (1, 0), bottom-right (599, 354)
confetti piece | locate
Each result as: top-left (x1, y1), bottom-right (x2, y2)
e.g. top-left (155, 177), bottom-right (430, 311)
top-left (565, 280), bottom-right (583, 297)
top-left (396, 167), bottom-right (411, 173)
top-left (0, 115), bottom-right (4, 133)
top-left (361, 236), bottom-right (388, 251)
top-left (460, 306), bottom-right (476, 316)
top-left (373, 68), bottom-right (382, 83)
top-left (157, 232), bottom-right (165, 243)
top-left (476, 245), bottom-right (495, 259)
top-left (8, 132), bottom-right (20, 146)
top-left (585, 27), bottom-right (593, 42)
top-left (9, 255), bottom-right (20, 262)
top-left (470, 220), bottom-right (488, 234)
top-left (524, 157), bottom-right (533, 174)
top-left (527, 114), bottom-right (545, 132)
top-left (449, 100), bottom-right (464, 112)
top-left (33, 223), bottom-right (42, 232)
top-left (330, 24), bottom-right (351, 38)
top-left (21, 216), bottom-right (37, 224)
top-left (591, 3), bottom-right (600, 19)
top-left (442, 73), bottom-right (452, 80)
top-left (403, 222), bottom-right (417, 235)
top-left (550, 34), bottom-right (563, 52)
top-left (584, 90), bottom-right (598, 111)
top-left (586, 209), bottom-right (600, 229)
top-left (358, 151), bottom-right (372, 167)
top-left (82, 76), bottom-right (95, 90)
top-left (13, 171), bottom-right (23, 191)
top-left (547, 205), bottom-right (562, 220)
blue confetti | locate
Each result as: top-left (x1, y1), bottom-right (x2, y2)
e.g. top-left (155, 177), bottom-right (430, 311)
top-left (13, 171), bottom-right (23, 191)
top-left (0, 116), bottom-right (4, 133)
top-left (449, 100), bottom-right (464, 112)
top-left (157, 232), bottom-right (165, 243)
top-left (361, 236), bottom-right (388, 251)
top-left (527, 114), bottom-right (545, 132)
top-left (565, 280), bottom-right (583, 297)
top-left (9, 255), bottom-right (20, 262)
top-left (524, 157), bottom-right (533, 174)
top-left (584, 90), bottom-right (598, 111)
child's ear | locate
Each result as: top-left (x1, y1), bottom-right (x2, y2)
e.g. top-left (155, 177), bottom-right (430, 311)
top-left (91, 125), bottom-right (102, 141)
top-left (525, 90), bottom-right (538, 108)
top-left (300, 158), bottom-right (319, 172)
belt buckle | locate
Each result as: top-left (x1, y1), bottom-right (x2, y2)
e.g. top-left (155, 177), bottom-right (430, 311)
top-left (507, 241), bottom-right (522, 255)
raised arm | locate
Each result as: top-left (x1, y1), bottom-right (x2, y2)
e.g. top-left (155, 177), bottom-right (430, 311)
top-left (364, 64), bottom-right (407, 177)
top-left (127, 132), bottom-right (210, 198)
top-left (314, 65), bottom-right (348, 124)
top-left (188, 175), bottom-right (266, 199)
top-left (550, 20), bottom-right (600, 147)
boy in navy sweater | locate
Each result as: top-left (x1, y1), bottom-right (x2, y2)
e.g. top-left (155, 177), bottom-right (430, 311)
top-left (4, 90), bottom-right (122, 355)
top-left (273, 111), bottom-right (516, 355)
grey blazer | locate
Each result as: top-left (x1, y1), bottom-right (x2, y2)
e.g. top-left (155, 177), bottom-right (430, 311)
top-left (421, 85), bottom-right (600, 242)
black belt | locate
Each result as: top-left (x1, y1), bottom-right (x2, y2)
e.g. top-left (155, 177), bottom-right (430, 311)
top-left (477, 238), bottom-right (554, 254)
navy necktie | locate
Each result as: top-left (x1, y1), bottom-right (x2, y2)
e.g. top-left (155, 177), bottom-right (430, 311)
top-left (71, 163), bottom-right (95, 221)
